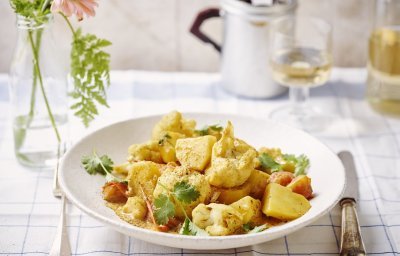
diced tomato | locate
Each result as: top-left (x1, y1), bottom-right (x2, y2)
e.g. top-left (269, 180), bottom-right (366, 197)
top-left (269, 171), bottom-right (295, 186)
top-left (102, 181), bottom-right (128, 203)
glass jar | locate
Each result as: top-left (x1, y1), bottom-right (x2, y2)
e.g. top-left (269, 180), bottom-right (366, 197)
top-left (367, 0), bottom-right (400, 116)
top-left (9, 14), bottom-right (68, 168)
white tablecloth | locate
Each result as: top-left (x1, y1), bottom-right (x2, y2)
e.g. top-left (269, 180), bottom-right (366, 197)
top-left (0, 69), bottom-right (399, 255)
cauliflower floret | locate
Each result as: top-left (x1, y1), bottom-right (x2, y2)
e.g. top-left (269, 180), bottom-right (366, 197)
top-left (192, 203), bottom-right (243, 236)
top-left (153, 165), bottom-right (211, 218)
top-left (121, 196), bottom-right (147, 220)
top-left (175, 135), bottom-right (217, 171)
top-left (127, 161), bottom-right (161, 199)
top-left (152, 111), bottom-right (196, 141)
top-left (128, 141), bottom-right (163, 163)
top-left (205, 122), bottom-right (257, 188)
top-left (230, 196), bottom-right (262, 224)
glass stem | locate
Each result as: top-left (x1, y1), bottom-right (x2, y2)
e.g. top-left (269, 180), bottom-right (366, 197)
top-left (289, 87), bottom-right (309, 115)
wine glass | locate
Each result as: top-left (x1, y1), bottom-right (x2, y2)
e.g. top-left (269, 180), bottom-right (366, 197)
top-left (269, 16), bottom-right (333, 132)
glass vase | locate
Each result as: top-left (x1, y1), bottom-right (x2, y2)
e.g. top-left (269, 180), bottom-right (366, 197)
top-left (9, 14), bottom-right (68, 168)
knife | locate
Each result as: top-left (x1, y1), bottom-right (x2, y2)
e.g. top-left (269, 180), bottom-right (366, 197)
top-left (338, 151), bottom-right (366, 256)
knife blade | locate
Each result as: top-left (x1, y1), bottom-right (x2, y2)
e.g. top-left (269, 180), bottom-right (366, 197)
top-left (338, 151), bottom-right (366, 256)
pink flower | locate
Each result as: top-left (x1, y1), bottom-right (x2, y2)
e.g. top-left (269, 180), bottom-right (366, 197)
top-left (51, 0), bottom-right (98, 21)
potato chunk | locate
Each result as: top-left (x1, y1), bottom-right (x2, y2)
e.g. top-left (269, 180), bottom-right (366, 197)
top-left (230, 196), bottom-right (261, 224)
top-left (175, 135), bottom-right (217, 171)
top-left (215, 181), bottom-right (251, 204)
top-left (247, 170), bottom-right (270, 199)
top-left (192, 203), bottom-right (242, 236)
top-left (127, 161), bottom-right (161, 199)
top-left (121, 196), bottom-right (147, 220)
top-left (158, 131), bottom-right (185, 163)
top-left (287, 175), bottom-right (313, 199)
top-left (262, 183), bottom-right (311, 221)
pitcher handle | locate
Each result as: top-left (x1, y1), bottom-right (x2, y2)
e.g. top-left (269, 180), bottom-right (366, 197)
top-left (190, 8), bottom-right (221, 52)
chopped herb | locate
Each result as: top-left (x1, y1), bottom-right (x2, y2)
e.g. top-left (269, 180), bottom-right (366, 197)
top-left (81, 151), bottom-right (123, 182)
top-left (179, 217), bottom-right (209, 236)
top-left (242, 223), bottom-right (253, 232)
top-left (195, 124), bottom-right (223, 136)
top-left (154, 194), bottom-right (175, 225)
top-left (158, 133), bottom-right (172, 146)
top-left (173, 181), bottom-right (200, 204)
top-left (248, 224), bottom-right (269, 234)
top-left (154, 181), bottom-right (207, 237)
top-left (259, 153), bottom-right (282, 173)
top-left (283, 154), bottom-right (310, 176)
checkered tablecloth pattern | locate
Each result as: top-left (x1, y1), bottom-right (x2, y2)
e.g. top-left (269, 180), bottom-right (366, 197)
top-left (0, 69), bottom-right (399, 255)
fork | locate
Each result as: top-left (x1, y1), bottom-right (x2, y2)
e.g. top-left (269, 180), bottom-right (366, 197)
top-left (49, 152), bottom-right (72, 256)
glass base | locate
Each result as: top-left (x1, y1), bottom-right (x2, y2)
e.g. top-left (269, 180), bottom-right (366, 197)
top-left (269, 104), bottom-right (332, 132)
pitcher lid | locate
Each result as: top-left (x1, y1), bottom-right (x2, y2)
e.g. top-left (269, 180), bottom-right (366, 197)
top-left (221, 0), bottom-right (297, 17)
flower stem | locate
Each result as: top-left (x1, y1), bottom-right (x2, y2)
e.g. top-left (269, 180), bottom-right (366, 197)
top-left (28, 31), bottom-right (61, 143)
top-left (60, 13), bottom-right (76, 37)
top-left (28, 29), bottom-right (43, 119)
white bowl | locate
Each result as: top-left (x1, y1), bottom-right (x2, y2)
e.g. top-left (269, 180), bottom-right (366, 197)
top-left (59, 113), bottom-right (345, 250)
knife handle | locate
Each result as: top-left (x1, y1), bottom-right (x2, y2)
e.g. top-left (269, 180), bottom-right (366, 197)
top-left (339, 198), bottom-right (366, 256)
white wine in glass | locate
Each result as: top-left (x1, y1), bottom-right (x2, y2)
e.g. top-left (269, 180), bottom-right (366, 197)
top-left (269, 16), bottom-right (332, 132)
top-left (271, 47), bottom-right (332, 88)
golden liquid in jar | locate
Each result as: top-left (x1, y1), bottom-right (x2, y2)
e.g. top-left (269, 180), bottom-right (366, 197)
top-left (367, 27), bottom-right (400, 116)
top-left (270, 47), bottom-right (332, 88)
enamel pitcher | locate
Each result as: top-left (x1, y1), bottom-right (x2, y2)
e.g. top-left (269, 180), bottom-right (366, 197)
top-left (191, 0), bottom-right (297, 98)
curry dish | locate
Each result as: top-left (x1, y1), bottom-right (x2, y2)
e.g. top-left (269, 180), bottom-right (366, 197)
top-left (94, 111), bottom-right (313, 236)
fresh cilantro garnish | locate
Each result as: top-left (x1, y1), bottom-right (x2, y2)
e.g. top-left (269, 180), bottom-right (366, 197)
top-left (242, 223), bottom-right (253, 232)
top-left (259, 153), bottom-right (282, 173)
top-left (248, 224), bottom-right (269, 234)
top-left (154, 194), bottom-right (175, 225)
top-left (70, 28), bottom-right (111, 127)
top-left (196, 124), bottom-right (223, 136)
top-left (81, 151), bottom-right (123, 182)
top-left (179, 217), bottom-right (209, 236)
top-left (173, 181), bottom-right (200, 204)
top-left (158, 133), bottom-right (172, 146)
top-left (283, 154), bottom-right (310, 176)
top-left (154, 181), bottom-right (207, 235)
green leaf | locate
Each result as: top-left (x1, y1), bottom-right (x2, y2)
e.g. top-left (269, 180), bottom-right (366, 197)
top-left (179, 217), bottom-right (192, 235)
top-left (81, 151), bottom-right (124, 183)
top-left (158, 133), bottom-right (171, 146)
top-left (248, 224), bottom-right (269, 234)
top-left (179, 217), bottom-right (209, 236)
top-left (173, 181), bottom-right (200, 204)
top-left (154, 194), bottom-right (175, 225)
top-left (242, 223), bottom-right (253, 232)
top-left (283, 154), bottom-right (310, 176)
top-left (195, 124), bottom-right (222, 136)
top-left (259, 153), bottom-right (282, 173)
top-left (70, 30), bottom-right (111, 127)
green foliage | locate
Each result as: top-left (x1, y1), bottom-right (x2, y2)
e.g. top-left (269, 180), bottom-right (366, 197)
top-left (179, 217), bottom-right (209, 236)
top-left (247, 224), bottom-right (269, 234)
top-left (154, 194), bottom-right (175, 225)
top-left (259, 153), bottom-right (282, 173)
top-left (196, 124), bottom-right (223, 136)
top-left (158, 133), bottom-right (172, 146)
top-left (283, 154), bottom-right (310, 176)
top-left (70, 28), bottom-right (111, 127)
top-left (154, 181), bottom-right (201, 228)
top-left (81, 151), bottom-right (123, 182)
top-left (173, 181), bottom-right (200, 204)
top-left (10, 0), bottom-right (51, 23)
